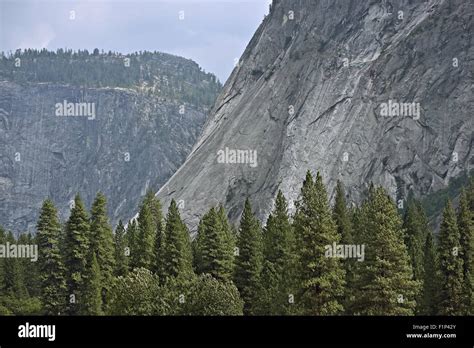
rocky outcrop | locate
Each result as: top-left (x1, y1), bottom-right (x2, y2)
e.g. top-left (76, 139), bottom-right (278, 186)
top-left (155, 0), bottom-right (473, 232)
top-left (0, 52), bottom-right (220, 234)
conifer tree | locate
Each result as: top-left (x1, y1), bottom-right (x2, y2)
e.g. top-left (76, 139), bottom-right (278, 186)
top-left (36, 199), bottom-right (67, 315)
top-left (63, 194), bottom-right (90, 315)
top-left (293, 171), bottom-right (345, 315)
top-left (457, 190), bottom-right (473, 314)
top-left (351, 186), bottom-right (419, 315)
top-left (403, 200), bottom-right (430, 313)
top-left (437, 200), bottom-right (464, 315)
top-left (194, 207), bottom-right (234, 281)
top-left (258, 190), bottom-right (295, 315)
top-left (83, 253), bottom-right (102, 315)
top-left (19, 233), bottom-right (40, 298)
top-left (127, 219), bottom-right (139, 269)
top-left (332, 181), bottom-right (355, 313)
top-left (162, 199), bottom-right (194, 279)
top-left (153, 205), bottom-right (165, 278)
top-left (193, 219), bottom-right (206, 274)
top-left (217, 205), bottom-right (236, 275)
top-left (114, 220), bottom-right (129, 277)
top-left (89, 192), bottom-right (115, 310)
top-left (419, 230), bottom-right (440, 315)
top-left (333, 181), bottom-right (353, 245)
top-left (136, 192), bottom-right (156, 269)
top-left (403, 200), bottom-right (428, 283)
top-left (234, 198), bottom-right (263, 315)
top-left (3, 231), bottom-right (27, 297)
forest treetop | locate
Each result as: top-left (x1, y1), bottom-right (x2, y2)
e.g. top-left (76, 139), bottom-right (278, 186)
top-left (0, 48), bottom-right (222, 108)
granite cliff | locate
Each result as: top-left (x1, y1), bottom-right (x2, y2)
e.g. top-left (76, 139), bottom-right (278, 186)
top-left (155, 0), bottom-right (473, 232)
top-left (0, 50), bottom-right (221, 233)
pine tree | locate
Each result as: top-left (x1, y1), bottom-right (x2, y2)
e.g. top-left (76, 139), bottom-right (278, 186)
top-left (136, 192), bottom-right (156, 269)
top-left (351, 186), bottom-right (419, 315)
top-left (36, 199), bottom-right (67, 315)
top-left (3, 231), bottom-right (27, 297)
top-left (233, 198), bottom-right (263, 315)
top-left (194, 207), bottom-right (234, 281)
top-left (193, 219), bottom-right (206, 274)
top-left (403, 200), bottom-right (430, 314)
top-left (82, 253), bottom-right (102, 315)
top-left (127, 219), bottom-right (139, 269)
top-left (63, 194), bottom-right (90, 315)
top-left (419, 230), bottom-right (440, 315)
top-left (332, 181), bottom-right (355, 314)
top-left (333, 181), bottom-right (353, 245)
top-left (258, 190), bottom-right (295, 315)
top-left (114, 220), bottom-right (129, 277)
top-left (162, 199), bottom-right (193, 280)
top-left (153, 199), bottom-right (165, 278)
top-left (89, 192), bottom-right (115, 311)
top-left (403, 200), bottom-right (428, 283)
top-left (217, 205), bottom-right (236, 276)
top-left (293, 171), bottom-right (345, 315)
top-left (437, 200), bottom-right (464, 315)
top-left (19, 233), bottom-right (40, 298)
top-left (457, 190), bottom-right (473, 314)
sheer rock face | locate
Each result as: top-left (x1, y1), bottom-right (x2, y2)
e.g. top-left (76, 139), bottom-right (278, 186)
top-left (0, 81), bottom-right (208, 234)
top-left (155, 0), bottom-right (473, 232)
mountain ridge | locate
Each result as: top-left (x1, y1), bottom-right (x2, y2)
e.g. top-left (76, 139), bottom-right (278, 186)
top-left (153, 0), bottom-right (473, 233)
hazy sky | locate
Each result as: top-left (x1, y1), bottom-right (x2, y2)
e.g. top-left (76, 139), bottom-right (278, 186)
top-left (0, 0), bottom-right (271, 82)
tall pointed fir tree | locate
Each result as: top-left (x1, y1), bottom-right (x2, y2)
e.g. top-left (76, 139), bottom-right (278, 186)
top-left (152, 197), bottom-right (165, 278)
top-left (332, 180), bottom-right (354, 313)
top-left (351, 186), bottom-right (419, 315)
top-left (403, 200), bottom-right (428, 283)
top-left (258, 190), bottom-right (295, 315)
top-left (437, 200), bottom-right (464, 315)
top-left (64, 194), bottom-right (90, 315)
top-left (136, 192), bottom-right (157, 269)
top-left (127, 219), bottom-right (139, 269)
top-left (217, 205), bottom-right (236, 276)
top-left (193, 218), bottom-right (206, 274)
top-left (36, 199), bottom-right (67, 315)
top-left (19, 233), bottom-right (40, 298)
top-left (194, 207), bottom-right (234, 281)
top-left (234, 198), bottom-right (263, 315)
top-left (82, 252), bottom-right (102, 315)
top-left (293, 171), bottom-right (345, 315)
top-left (457, 190), bottom-right (473, 314)
top-left (114, 220), bottom-right (129, 277)
top-left (403, 199), bottom-right (430, 313)
top-left (3, 231), bottom-right (27, 298)
top-left (89, 192), bottom-right (115, 311)
top-left (162, 199), bottom-right (194, 280)
top-left (419, 230), bottom-right (440, 315)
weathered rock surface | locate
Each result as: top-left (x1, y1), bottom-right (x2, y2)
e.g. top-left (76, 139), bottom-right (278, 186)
top-left (0, 52), bottom-right (220, 234)
top-left (155, 0), bottom-right (473, 232)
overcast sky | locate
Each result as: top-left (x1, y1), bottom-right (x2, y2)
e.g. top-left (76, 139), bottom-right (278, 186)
top-left (0, 0), bottom-right (271, 82)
